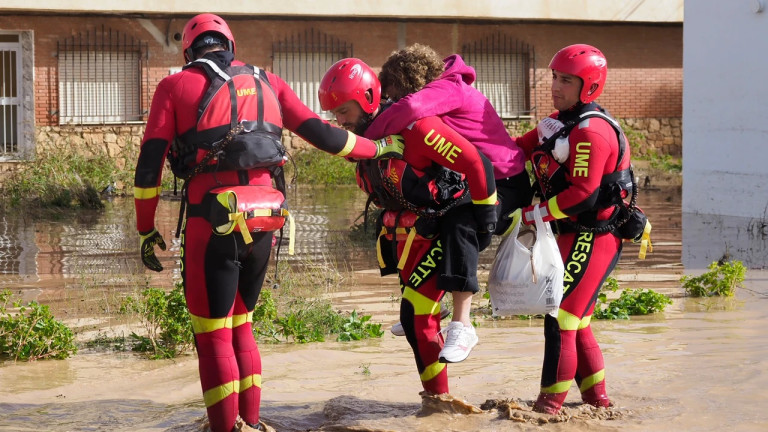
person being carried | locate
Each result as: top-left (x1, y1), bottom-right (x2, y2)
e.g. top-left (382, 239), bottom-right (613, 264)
top-left (366, 44), bottom-right (534, 362)
top-left (134, 14), bottom-right (402, 432)
top-left (512, 44), bottom-right (650, 414)
top-left (319, 57), bottom-right (498, 394)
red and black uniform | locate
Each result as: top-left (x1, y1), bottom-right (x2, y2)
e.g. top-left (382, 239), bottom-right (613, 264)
top-left (372, 116), bottom-right (496, 394)
top-left (134, 51), bottom-right (380, 432)
top-left (517, 102), bottom-right (629, 411)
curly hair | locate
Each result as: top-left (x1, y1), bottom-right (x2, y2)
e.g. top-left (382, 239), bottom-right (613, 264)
top-left (379, 43), bottom-right (445, 100)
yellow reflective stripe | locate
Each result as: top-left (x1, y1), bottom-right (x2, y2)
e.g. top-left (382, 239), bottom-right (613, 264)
top-left (402, 286), bottom-right (441, 316)
top-left (134, 186), bottom-right (162, 200)
top-left (556, 308), bottom-right (581, 331)
top-left (541, 379), bottom-right (572, 394)
top-left (396, 229), bottom-right (417, 270)
top-left (335, 132), bottom-right (356, 157)
top-left (472, 191), bottom-right (497, 206)
top-left (285, 209), bottom-right (295, 255)
top-left (638, 220), bottom-right (653, 259)
top-left (376, 227), bottom-right (387, 269)
top-left (240, 373), bottom-right (262, 392)
top-left (578, 369), bottom-right (605, 393)
top-left (232, 311), bottom-right (253, 328)
top-left (190, 314), bottom-right (233, 334)
top-left (547, 196), bottom-right (568, 220)
top-left (420, 360), bottom-right (446, 383)
top-left (578, 314), bottom-right (592, 330)
top-left (203, 380), bottom-right (238, 408)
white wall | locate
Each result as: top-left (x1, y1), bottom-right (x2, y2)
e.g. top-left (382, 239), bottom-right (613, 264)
top-left (683, 0), bottom-right (768, 218)
top-left (683, 0), bottom-right (768, 269)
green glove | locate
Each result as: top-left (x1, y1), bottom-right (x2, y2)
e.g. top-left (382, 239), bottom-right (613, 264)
top-left (139, 228), bottom-right (166, 272)
top-left (373, 134), bottom-right (405, 160)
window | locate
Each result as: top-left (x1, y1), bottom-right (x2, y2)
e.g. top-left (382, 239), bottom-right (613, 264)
top-left (0, 33), bottom-right (21, 157)
top-left (272, 30), bottom-right (351, 119)
top-left (57, 26), bottom-right (149, 125)
top-left (462, 34), bottom-right (534, 119)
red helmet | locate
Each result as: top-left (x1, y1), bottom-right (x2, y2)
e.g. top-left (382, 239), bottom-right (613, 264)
top-left (182, 14), bottom-right (235, 62)
top-left (319, 58), bottom-right (381, 114)
top-left (548, 44), bottom-right (607, 104)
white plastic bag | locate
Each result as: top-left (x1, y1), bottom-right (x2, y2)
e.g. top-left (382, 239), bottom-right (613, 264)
top-left (487, 211), bottom-right (564, 317)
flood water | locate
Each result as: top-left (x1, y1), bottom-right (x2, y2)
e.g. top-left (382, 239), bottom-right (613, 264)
top-left (1, 184), bottom-right (767, 431)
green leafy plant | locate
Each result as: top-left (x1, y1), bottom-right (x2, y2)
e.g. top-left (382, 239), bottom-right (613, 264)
top-left (251, 288), bottom-right (281, 343)
top-left (337, 310), bottom-right (384, 341)
top-left (594, 276), bottom-right (672, 320)
top-left (0, 290), bottom-right (78, 361)
top-left (681, 260), bottom-right (746, 297)
top-left (120, 283), bottom-right (194, 359)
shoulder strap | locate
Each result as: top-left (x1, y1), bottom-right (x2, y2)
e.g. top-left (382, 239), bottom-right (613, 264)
top-left (539, 110), bottom-right (627, 171)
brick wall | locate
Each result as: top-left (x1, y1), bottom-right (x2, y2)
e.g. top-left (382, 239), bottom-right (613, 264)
top-left (0, 14), bottom-right (683, 179)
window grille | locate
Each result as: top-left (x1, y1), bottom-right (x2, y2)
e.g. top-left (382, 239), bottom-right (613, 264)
top-left (1, 33), bottom-right (20, 156)
top-left (57, 25), bottom-right (149, 125)
top-left (462, 34), bottom-right (535, 119)
top-left (272, 29), bottom-right (351, 119)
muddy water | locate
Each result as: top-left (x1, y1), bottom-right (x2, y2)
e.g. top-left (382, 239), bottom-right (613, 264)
top-left (1, 185), bottom-right (767, 431)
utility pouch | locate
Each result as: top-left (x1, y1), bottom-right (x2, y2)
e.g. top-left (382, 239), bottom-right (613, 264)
top-left (216, 128), bottom-right (286, 171)
top-left (616, 206), bottom-right (647, 242)
top-left (208, 185), bottom-right (294, 253)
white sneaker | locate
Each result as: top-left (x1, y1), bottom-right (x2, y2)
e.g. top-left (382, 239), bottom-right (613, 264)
top-left (390, 305), bottom-right (451, 336)
top-left (438, 321), bottom-right (478, 363)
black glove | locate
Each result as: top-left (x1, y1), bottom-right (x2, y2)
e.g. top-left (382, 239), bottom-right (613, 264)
top-left (373, 134), bottom-right (405, 160)
top-left (139, 228), bottom-right (166, 272)
top-left (473, 203), bottom-right (499, 234)
top-left (474, 203), bottom-right (498, 251)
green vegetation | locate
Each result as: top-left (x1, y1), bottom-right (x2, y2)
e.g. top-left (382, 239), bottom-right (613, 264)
top-left (120, 283), bottom-right (194, 359)
top-left (253, 261), bottom-right (384, 344)
top-left (642, 149), bottom-right (682, 173)
top-left (619, 119), bottom-right (682, 173)
top-left (337, 310), bottom-right (384, 341)
top-left (0, 290), bottom-right (78, 361)
top-left (112, 257), bottom-right (385, 357)
top-left (1, 146), bottom-right (129, 209)
top-left (286, 149), bottom-right (357, 185)
top-left (681, 260), bottom-right (746, 297)
top-left (594, 276), bottom-right (673, 320)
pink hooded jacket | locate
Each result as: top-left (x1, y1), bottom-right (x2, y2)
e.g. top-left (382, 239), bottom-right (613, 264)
top-left (364, 54), bottom-right (526, 180)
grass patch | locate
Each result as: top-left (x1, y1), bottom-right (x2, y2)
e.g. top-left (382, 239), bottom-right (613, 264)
top-left (1, 145), bottom-right (130, 209)
top-left (255, 257), bottom-right (384, 343)
top-left (286, 149), bottom-right (357, 185)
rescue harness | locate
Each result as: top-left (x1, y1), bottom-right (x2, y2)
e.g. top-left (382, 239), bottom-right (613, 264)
top-left (168, 58), bottom-right (296, 261)
top-left (536, 109), bottom-right (652, 257)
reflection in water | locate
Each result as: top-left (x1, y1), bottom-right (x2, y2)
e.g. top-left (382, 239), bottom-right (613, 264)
top-left (0, 185), bottom-right (687, 290)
